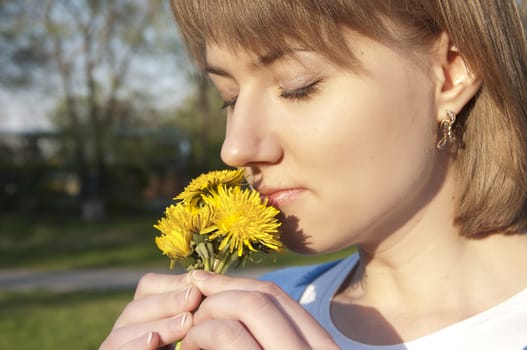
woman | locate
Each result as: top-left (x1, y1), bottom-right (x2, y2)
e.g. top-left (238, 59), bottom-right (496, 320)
top-left (101, 1), bottom-right (527, 349)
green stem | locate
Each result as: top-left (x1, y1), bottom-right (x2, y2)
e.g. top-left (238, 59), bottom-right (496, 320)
top-left (214, 258), bottom-right (227, 274)
top-left (204, 257), bottom-right (211, 271)
top-left (214, 253), bottom-right (239, 274)
top-left (205, 242), bottom-right (215, 272)
top-left (195, 242), bottom-right (212, 271)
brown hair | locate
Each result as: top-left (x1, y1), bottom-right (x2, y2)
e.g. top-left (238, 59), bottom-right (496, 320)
top-left (171, 0), bottom-right (527, 236)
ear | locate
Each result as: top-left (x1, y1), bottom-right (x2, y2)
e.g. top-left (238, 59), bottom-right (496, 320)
top-left (432, 32), bottom-right (482, 120)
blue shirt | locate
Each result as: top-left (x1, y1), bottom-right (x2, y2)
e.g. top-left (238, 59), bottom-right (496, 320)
top-left (260, 253), bottom-right (527, 349)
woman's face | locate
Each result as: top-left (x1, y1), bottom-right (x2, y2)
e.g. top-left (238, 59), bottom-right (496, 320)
top-left (206, 32), bottom-right (444, 254)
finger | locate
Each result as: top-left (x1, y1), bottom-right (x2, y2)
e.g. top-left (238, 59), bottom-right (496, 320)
top-left (100, 331), bottom-right (158, 350)
top-left (193, 290), bottom-right (309, 349)
top-left (145, 332), bottom-right (161, 350)
top-left (115, 286), bottom-right (202, 328)
top-left (134, 273), bottom-right (192, 300)
top-left (104, 312), bottom-right (193, 349)
top-left (182, 320), bottom-right (261, 350)
top-left (190, 270), bottom-right (335, 347)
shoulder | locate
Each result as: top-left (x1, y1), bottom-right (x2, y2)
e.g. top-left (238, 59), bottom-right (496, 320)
top-left (258, 259), bottom-right (343, 301)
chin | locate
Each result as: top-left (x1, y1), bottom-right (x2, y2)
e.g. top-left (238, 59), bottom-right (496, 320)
top-left (279, 214), bottom-right (354, 255)
top-left (280, 227), bottom-right (337, 255)
top-left (279, 215), bottom-right (316, 254)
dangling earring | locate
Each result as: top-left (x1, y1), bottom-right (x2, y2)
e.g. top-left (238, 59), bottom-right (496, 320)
top-left (436, 109), bottom-right (457, 150)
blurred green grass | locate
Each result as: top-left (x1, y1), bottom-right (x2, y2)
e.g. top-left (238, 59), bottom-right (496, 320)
top-left (0, 213), bottom-right (354, 270)
top-left (0, 213), bottom-right (354, 350)
top-left (0, 214), bottom-right (165, 270)
top-left (0, 289), bottom-right (133, 350)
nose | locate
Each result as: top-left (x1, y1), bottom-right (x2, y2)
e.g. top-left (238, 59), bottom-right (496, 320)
top-left (220, 93), bottom-right (282, 168)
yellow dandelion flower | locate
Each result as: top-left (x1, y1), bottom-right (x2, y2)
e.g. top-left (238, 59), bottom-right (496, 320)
top-left (191, 204), bottom-right (216, 235)
top-left (154, 168), bottom-right (283, 274)
top-left (175, 169), bottom-right (246, 204)
top-left (203, 185), bottom-right (282, 257)
top-left (154, 203), bottom-right (195, 262)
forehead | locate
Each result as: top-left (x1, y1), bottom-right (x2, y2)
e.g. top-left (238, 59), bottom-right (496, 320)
top-left (204, 33), bottom-right (366, 75)
top-left (204, 46), bottom-right (323, 82)
top-left (205, 42), bottom-right (309, 66)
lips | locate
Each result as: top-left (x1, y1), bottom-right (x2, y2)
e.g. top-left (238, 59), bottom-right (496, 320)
top-left (257, 188), bottom-right (305, 208)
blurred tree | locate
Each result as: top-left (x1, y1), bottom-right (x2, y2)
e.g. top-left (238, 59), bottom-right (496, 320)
top-left (167, 76), bottom-right (227, 174)
top-left (1, 0), bottom-right (230, 218)
top-left (43, 0), bottom-right (169, 219)
top-left (0, 0), bottom-right (188, 219)
top-left (0, 0), bottom-right (50, 86)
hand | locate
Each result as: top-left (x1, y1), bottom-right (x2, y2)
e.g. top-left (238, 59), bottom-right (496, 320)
top-left (99, 272), bottom-right (201, 350)
top-left (180, 270), bottom-right (339, 350)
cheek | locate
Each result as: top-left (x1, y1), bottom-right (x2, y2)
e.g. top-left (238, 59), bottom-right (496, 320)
top-left (308, 89), bottom-right (435, 177)
top-left (294, 79), bottom-right (438, 244)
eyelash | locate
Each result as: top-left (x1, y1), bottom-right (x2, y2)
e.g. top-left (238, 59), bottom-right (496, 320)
top-left (220, 80), bottom-right (322, 110)
top-left (280, 80), bottom-right (321, 101)
top-left (221, 97), bottom-right (237, 110)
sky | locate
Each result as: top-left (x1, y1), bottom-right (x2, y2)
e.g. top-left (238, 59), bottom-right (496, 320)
top-left (0, 88), bottom-right (54, 132)
top-left (0, 58), bottom-right (191, 133)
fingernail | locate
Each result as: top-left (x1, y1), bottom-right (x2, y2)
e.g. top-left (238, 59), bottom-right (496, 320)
top-left (146, 331), bottom-right (153, 345)
top-left (180, 313), bottom-right (188, 328)
top-left (192, 269), bottom-right (214, 281)
top-left (184, 286), bottom-right (192, 302)
top-left (171, 313), bottom-right (188, 330)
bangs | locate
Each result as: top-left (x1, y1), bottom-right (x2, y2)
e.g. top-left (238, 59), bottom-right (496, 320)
top-left (171, 0), bottom-right (441, 71)
top-left (170, 0), bottom-right (373, 69)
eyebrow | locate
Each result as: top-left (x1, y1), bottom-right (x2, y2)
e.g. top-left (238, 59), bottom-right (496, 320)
top-left (205, 48), bottom-right (295, 78)
top-left (205, 65), bottom-right (230, 77)
top-left (256, 49), bottom-right (291, 66)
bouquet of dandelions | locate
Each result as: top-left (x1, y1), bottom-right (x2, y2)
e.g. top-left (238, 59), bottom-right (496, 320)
top-left (154, 169), bottom-right (283, 274)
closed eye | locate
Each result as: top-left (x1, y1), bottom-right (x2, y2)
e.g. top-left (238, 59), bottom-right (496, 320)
top-left (220, 96), bottom-right (238, 110)
top-left (220, 79), bottom-right (322, 110)
top-left (280, 79), bottom-right (322, 101)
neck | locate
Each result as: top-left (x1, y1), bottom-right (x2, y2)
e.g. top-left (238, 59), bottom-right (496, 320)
top-left (332, 164), bottom-right (527, 344)
top-left (339, 168), bottom-right (527, 321)
top-left (334, 231), bottom-right (527, 344)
